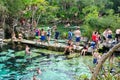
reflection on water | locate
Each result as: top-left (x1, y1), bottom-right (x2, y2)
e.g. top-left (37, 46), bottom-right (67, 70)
top-left (0, 49), bottom-right (92, 80)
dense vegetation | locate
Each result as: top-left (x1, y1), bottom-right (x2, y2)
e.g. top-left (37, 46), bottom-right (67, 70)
top-left (0, 0), bottom-right (120, 37)
top-left (0, 0), bottom-right (120, 80)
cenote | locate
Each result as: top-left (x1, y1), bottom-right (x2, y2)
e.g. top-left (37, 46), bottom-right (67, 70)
top-left (0, 48), bottom-right (92, 80)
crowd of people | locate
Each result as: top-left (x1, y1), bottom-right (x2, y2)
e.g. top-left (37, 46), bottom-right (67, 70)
top-left (24, 26), bottom-right (120, 65)
top-left (13, 20), bottom-right (120, 80)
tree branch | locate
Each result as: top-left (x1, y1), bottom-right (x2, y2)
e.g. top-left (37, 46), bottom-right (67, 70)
top-left (91, 43), bottom-right (120, 80)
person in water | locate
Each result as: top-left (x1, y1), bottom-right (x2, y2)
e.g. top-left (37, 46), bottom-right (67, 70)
top-left (25, 45), bottom-right (31, 54)
top-left (33, 75), bottom-right (37, 80)
top-left (25, 45), bottom-right (31, 61)
top-left (36, 68), bottom-right (42, 75)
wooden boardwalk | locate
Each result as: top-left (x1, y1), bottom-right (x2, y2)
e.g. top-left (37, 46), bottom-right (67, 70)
top-left (3, 39), bottom-right (83, 52)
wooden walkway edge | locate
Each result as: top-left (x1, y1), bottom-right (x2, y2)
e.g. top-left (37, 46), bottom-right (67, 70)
top-left (3, 39), bottom-right (83, 52)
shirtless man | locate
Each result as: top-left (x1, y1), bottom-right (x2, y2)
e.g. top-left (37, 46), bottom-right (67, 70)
top-left (40, 29), bottom-right (46, 45)
top-left (74, 27), bottom-right (81, 48)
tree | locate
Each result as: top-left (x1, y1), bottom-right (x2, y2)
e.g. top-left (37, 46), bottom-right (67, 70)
top-left (91, 43), bottom-right (120, 80)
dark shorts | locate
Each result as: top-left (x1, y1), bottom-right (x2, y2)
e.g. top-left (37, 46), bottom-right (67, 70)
top-left (76, 37), bottom-right (80, 42)
top-left (47, 34), bottom-right (50, 37)
top-left (107, 35), bottom-right (112, 39)
top-left (55, 36), bottom-right (58, 39)
top-left (90, 42), bottom-right (96, 49)
top-left (68, 36), bottom-right (72, 40)
top-left (41, 36), bottom-right (46, 41)
top-left (35, 32), bottom-right (39, 36)
top-left (93, 58), bottom-right (98, 64)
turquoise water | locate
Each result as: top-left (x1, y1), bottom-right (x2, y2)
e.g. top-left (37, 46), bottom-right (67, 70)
top-left (0, 49), bottom-right (92, 80)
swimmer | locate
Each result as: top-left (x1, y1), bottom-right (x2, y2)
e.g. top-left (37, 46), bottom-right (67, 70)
top-left (25, 45), bottom-right (31, 55)
top-left (33, 75), bottom-right (37, 80)
top-left (36, 68), bottom-right (42, 75)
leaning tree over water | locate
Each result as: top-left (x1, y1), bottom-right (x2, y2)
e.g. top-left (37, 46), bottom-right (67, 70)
top-left (91, 43), bottom-right (120, 80)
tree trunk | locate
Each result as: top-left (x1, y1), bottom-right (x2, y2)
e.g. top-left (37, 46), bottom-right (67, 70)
top-left (36, 14), bottom-right (41, 27)
top-left (91, 43), bottom-right (120, 80)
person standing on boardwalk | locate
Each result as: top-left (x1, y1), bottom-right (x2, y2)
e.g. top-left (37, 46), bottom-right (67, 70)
top-left (74, 27), bottom-right (81, 48)
top-left (47, 29), bottom-right (51, 45)
top-left (54, 29), bottom-right (60, 46)
top-left (35, 28), bottom-right (39, 39)
top-left (68, 29), bottom-right (73, 40)
top-left (40, 29), bottom-right (46, 45)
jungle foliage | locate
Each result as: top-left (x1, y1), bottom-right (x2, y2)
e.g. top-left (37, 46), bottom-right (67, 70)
top-left (0, 0), bottom-right (120, 36)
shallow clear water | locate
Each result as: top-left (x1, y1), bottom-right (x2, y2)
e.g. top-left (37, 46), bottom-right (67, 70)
top-left (0, 49), bottom-right (92, 80)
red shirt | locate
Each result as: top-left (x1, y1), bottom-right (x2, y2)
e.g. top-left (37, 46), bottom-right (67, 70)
top-left (92, 34), bottom-right (95, 41)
